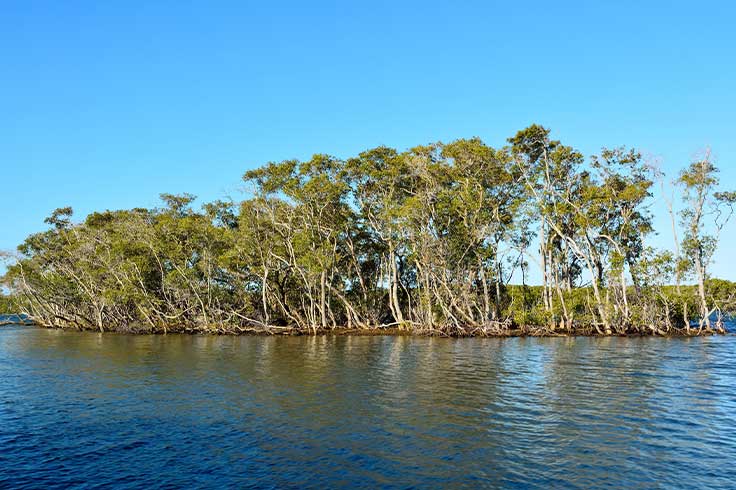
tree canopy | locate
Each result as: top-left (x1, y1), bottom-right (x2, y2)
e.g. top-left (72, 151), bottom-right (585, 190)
top-left (3, 125), bottom-right (735, 335)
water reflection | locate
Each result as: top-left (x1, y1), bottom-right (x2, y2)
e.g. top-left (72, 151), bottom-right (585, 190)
top-left (1, 326), bottom-right (735, 489)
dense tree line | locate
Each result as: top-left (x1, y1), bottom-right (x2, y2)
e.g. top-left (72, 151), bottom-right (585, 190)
top-left (3, 125), bottom-right (736, 335)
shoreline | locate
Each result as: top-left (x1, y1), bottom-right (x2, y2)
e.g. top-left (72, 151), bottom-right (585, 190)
top-left (7, 322), bottom-right (728, 338)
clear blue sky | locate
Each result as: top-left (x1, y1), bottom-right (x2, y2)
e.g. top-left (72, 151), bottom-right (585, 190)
top-left (2, 1), bottom-right (735, 279)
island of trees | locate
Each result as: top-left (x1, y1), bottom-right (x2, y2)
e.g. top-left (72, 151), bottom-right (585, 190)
top-left (2, 125), bottom-right (735, 336)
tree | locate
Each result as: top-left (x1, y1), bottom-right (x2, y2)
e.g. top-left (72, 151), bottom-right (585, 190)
top-left (3, 127), bottom-right (734, 336)
top-left (678, 150), bottom-right (735, 332)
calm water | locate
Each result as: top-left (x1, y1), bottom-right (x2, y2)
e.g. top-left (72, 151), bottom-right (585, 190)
top-left (1, 326), bottom-right (735, 489)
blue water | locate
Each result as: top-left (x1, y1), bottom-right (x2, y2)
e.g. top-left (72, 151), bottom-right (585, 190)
top-left (0, 314), bottom-right (31, 325)
top-left (1, 326), bottom-right (735, 489)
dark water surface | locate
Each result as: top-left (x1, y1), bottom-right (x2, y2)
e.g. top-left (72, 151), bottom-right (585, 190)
top-left (1, 326), bottom-right (735, 489)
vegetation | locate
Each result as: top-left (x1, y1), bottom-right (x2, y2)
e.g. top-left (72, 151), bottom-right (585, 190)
top-left (0, 294), bottom-right (14, 315)
top-left (3, 125), bottom-right (735, 335)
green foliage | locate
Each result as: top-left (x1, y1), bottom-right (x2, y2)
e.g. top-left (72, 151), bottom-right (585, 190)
top-left (3, 127), bottom-right (734, 335)
top-left (0, 294), bottom-right (15, 314)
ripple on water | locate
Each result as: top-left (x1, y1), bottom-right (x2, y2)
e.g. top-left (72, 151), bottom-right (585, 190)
top-left (1, 326), bottom-right (736, 489)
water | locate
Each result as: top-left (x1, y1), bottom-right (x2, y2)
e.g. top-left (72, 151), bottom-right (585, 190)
top-left (0, 314), bottom-right (32, 325)
top-left (1, 325), bottom-right (735, 489)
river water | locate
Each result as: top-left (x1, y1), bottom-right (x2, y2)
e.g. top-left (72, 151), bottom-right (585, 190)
top-left (1, 325), bottom-right (735, 489)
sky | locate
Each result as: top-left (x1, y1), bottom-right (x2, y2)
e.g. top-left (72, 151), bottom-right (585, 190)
top-left (2, 0), bottom-right (735, 280)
